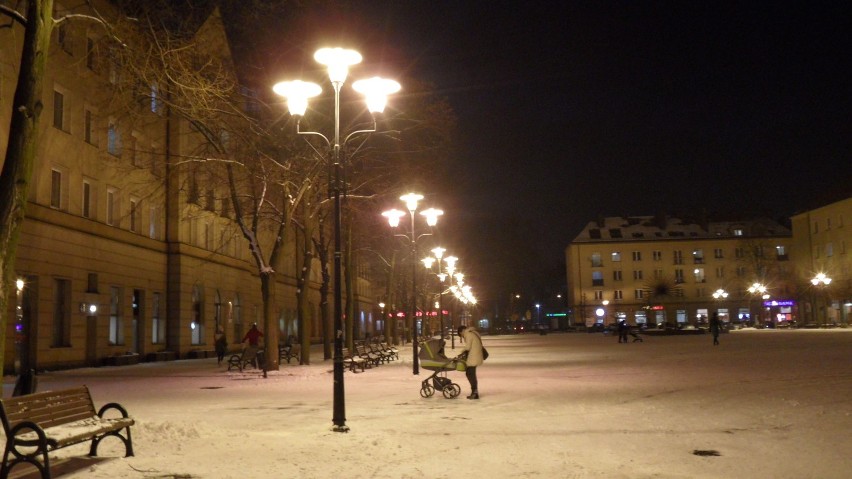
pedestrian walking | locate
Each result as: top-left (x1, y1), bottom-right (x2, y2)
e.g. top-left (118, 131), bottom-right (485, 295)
top-left (710, 312), bottom-right (721, 346)
top-left (457, 325), bottom-right (484, 399)
top-left (214, 329), bottom-right (227, 365)
top-left (617, 319), bottom-right (630, 343)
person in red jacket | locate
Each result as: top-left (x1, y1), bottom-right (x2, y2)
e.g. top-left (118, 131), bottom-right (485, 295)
top-left (242, 323), bottom-right (263, 347)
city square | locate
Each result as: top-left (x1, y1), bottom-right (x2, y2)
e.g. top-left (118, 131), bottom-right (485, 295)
top-left (3, 330), bottom-right (850, 478)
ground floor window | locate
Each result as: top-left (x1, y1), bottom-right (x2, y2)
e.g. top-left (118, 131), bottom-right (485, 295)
top-left (109, 286), bottom-right (123, 345)
top-left (635, 311), bottom-right (647, 324)
top-left (676, 310), bottom-right (687, 323)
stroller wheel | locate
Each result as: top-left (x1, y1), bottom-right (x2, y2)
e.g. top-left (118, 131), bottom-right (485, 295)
top-left (420, 384), bottom-right (435, 398)
top-left (443, 383), bottom-right (461, 399)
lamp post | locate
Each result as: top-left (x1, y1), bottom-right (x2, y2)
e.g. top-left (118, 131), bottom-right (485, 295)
top-left (747, 282), bottom-right (767, 327)
top-left (422, 246), bottom-right (448, 340)
top-left (811, 273), bottom-right (832, 326)
top-left (274, 47), bottom-right (400, 433)
top-left (383, 194), bottom-right (443, 375)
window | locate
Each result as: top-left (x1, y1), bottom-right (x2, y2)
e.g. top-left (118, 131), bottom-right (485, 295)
top-left (58, 22), bottom-right (73, 54)
top-left (633, 270), bottom-right (643, 280)
top-left (634, 289), bottom-right (644, 300)
top-left (87, 273), bottom-right (98, 293)
top-left (735, 247), bottom-right (744, 259)
top-left (53, 90), bottom-right (66, 130)
top-left (107, 119), bottom-right (121, 156)
top-left (714, 248), bottom-right (723, 259)
top-left (734, 228), bottom-right (744, 236)
top-left (611, 252), bottom-right (622, 262)
top-left (613, 290), bottom-right (623, 300)
top-left (593, 290), bottom-right (604, 300)
top-left (109, 286), bottom-right (123, 345)
top-left (736, 266), bottom-right (746, 277)
top-left (149, 206), bottom-right (159, 239)
top-left (693, 249), bottom-right (704, 263)
top-left (653, 251), bottom-right (662, 261)
top-left (590, 253), bottom-right (602, 267)
top-left (129, 197), bottom-right (140, 233)
top-left (826, 243), bottom-right (833, 257)
top-left (84, 109), bottom-right (97, 145)
top-left (106, 188), bottom-right (117, 226)
top-left (82, 180), bottom-right (92, 218)
top-left (50, 169), bottom-right (62, 209)
top-left (150, 82), bottom-right (162, 114)
top-left (592, 271), bottom-right (604, 286)
top-left (715, 266), bottom-right (724, 278)
top-left (613, 270), bottom-right (623, 281)
top-left (776, 245), bottom-right (788, 260)
top-left (205, 189), bottom-right (216, 212)
top-left (654, 268), bottom-right (663, 279)
top-left (673, 250), bottom-right (683, 265)
top-left (152, 292), bottom-right (165, 344)
top-left (674, 269), bottom-right (684, 283)
top-left (52, 279), bottom-right (71, 347)
top-left (696, 287), bottom-right (706, 298)
top-left (632, 251), bottom-right (642, 261)
top-left (693, 268), bottom-right (706, 283)
top-left (86, 36), bottom-right (98, 71)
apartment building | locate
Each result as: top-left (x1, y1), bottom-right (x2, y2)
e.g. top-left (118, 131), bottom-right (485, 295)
top-left (790, 196), bottom-right (852, 325)
top-left (1, 2), bottom-right (377, 373)
top-left (566, 216), bottom-right (794, 328)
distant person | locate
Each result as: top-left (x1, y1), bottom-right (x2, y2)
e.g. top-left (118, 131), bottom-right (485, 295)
top-left (214, 329), bottom-right (228, 365)
top-left (617, 320), bottom-right (630, 343)
top-left (709, 312), bottom-right (722, 346)
top-left (457, 325), bottom-right (484, 399)
top-left (242, 323), bottom-right (264, 347)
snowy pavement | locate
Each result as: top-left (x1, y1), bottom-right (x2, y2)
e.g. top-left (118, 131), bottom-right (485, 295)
top-left (3, 329), bottom-right (851, 478)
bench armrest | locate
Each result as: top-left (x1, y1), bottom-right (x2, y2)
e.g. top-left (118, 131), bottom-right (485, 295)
top-left (98, 402), bottom-right (131, 418)
top-left (8, 420), bottom-right (48, 445)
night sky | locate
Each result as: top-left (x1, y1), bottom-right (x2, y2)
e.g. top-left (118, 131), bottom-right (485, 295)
top-left (260, 1), bottom-right (852, 310)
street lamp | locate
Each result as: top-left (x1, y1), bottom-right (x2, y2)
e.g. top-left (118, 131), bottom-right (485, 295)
top-left (422, 246), bottom-right (449, 340)
top-left (747, 282), bottom-right (767, 326)
top-left (274, 47), bottom-right (400, 433)
top-left (811, 273), bottom-right (832, 325)
top-left (383, 193), bottom-right (443, 375)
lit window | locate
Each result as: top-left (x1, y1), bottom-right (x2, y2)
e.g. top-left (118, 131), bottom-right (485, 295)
top-left (611, 252), bottom-right (622, 262)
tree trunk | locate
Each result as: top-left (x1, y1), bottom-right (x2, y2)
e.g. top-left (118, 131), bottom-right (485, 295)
top-left (296, 200), bottom-right (314, 365)
top-left (0, 0), bottom-right (54, 377)
top-left (344, 219), bottom-right (355, 349)
top-left (260, 272), bottom-right (279, 371)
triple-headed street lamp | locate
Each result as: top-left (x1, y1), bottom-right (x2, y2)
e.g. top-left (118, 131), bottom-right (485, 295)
top-left (383, 193), bottom-right (443, 375)
top-left (811, 273), bottom-right (832, 325)
top-left (274, 47), bottom-right (400, 433)
top-left (422, 246), bottom-right (447, 340)
top-left (747, 282), bottom-right (767, 326)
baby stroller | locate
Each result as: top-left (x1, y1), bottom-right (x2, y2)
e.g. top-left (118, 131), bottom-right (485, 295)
top-left (419, 338), bottom-right (466, 399)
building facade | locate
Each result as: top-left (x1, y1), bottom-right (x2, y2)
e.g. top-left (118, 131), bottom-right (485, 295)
top-left (566, 216), bottom-right (795, 329)
top-left (1, 2), bottom-right (378, 373)
top-left (790, 197), bottom-right (851, 325)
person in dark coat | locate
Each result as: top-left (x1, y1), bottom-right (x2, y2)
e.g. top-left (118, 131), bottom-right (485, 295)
top-left (214, 329), bottom-right (228, 365)
top-left (617, 320), bottom-right (630, 343)
top-left (242, 323), bottom-right (263, 347)
top-left (709, 312), bottom-right (722, 346)
top-left (457, 326), bottom-right (484, 400)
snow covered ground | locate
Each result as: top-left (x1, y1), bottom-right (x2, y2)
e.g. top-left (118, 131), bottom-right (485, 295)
top-left (3, 329), bottom-right (851, 478)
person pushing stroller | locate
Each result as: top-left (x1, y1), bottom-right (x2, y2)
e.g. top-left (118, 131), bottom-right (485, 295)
top-left (457, 326), bottom-right (484, 400)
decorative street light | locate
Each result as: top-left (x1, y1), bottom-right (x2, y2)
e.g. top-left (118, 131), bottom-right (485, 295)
top-left (811, 273), bottom-right (832, 326)
top-left (421, 246), bottom-right (448, 341)
top-left (274, 47), bottom-right (400, 433)
top-left (383, 193), bottom-right (442, 375)
top-left (747, 282), bottom-right (767, 326)
top-left (712, 288), bottom-right (729, 300)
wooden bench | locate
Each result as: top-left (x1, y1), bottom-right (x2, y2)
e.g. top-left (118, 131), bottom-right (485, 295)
top-left (0, 386), bottom-right (135, 479)
top-left (279, 344), bottom-right (301, 364)
top-left (227, 346), bottom-right (261, 372)
top-left (341, 348), bottom-right (367, 373)
top-left (354, 343), bottom-right (382, 367)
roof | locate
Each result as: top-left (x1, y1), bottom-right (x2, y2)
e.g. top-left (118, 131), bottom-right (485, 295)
top-left (571, 216), bottom-right (791, 243)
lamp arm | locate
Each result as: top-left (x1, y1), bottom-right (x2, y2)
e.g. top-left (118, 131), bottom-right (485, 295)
top-left (342, 118), bottom-right (378, 145)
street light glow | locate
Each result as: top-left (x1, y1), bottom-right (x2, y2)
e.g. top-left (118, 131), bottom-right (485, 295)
top-left (420, 208), bottom-right (443, 226)
top-left (400, 193), bottom-right (424, 212)
top-left (352, 77), bottom-right (401, 113)
top-left (271, 80), bottom-right (322, 116)
top-left (811, 273), bottom-right (832, 286)
top-left (382, 209), bottom-right (405, 227)
top-left (314, 47), bottom-right (362, 83)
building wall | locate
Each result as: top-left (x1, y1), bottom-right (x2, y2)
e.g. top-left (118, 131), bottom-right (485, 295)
top-left (790, 197), bottom-right (852, 325)
top-left (1, 1), bottom-right (378, 372)
top-left (566, 217), bottom-right (794, 327)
